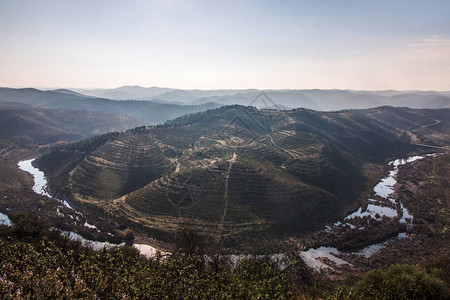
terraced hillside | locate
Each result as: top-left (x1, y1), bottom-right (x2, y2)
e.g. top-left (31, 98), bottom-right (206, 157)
top-left (35, 106), bottom-right (448, 247)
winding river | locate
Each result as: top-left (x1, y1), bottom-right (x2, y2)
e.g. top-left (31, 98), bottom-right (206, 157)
top-left (16, 159), bottom-right (159, 254)
top-left (301, 153), bottom-right (435, 269)
top-left (12, 154), bottom-right (435, 269)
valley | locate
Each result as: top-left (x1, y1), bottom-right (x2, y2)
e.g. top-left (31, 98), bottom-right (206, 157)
top-left (0, 99), bottom-right (448, 298)
top-left (30, 105), bottom-right (448, 251)
top-left (11, 151), bottom-right (448, 274)
top-left (2, 2), bottom-right (450, 297)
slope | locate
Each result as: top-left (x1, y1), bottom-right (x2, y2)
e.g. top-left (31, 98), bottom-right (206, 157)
top-left (35, 106), bottom-right (446, 247)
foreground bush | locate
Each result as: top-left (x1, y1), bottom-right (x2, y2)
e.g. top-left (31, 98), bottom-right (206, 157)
top-left (0, 236), bottom-right (304, 299)
top-left (330, 264), bottom-right (449, 300)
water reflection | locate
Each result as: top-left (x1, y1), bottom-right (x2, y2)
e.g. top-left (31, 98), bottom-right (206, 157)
top-left (302, 153), bottom-right (435, 270)
top-left (0, 212), bottom-right (11, 226)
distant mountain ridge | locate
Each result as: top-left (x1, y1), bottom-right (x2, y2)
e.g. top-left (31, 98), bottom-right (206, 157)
top-left (0, 101), bottom-right (143, 149)
top-left (72, 86), bottom-right (450, 111)
top-left (0, 88), bottom-right (221, 124)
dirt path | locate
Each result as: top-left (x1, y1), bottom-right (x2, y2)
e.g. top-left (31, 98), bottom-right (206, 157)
top-left (406, 118), bottom-right (449, 150)
top-left (0, 146), bottom-right (13, 157)
top-left (407, 119), bottom-right (441, 131)
top-left (268, 136), bottom-right (302, 158)
top-left (173, 159), bottom-right (180, 173)
top-left (216, 152), bottom-right (237, 242)
top-left (413, 143), bottom-right (449, 150)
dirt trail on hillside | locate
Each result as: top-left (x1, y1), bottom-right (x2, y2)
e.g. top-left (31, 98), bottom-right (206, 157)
top-left (268, 136), bottom-right (303, 158)
top-left (406, 118), bottom-right (450, 150)
top-left (216, 152), bottom-right (237, 242)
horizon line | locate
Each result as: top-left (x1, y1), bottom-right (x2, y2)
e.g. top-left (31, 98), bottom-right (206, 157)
top-left (3, 85), bottom-right (450, 93)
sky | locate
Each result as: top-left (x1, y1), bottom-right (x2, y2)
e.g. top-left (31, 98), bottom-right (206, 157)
top-left (1, 0), bottom-right (449, 90)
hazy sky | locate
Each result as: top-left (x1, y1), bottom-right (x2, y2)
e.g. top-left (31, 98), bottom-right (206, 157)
top-left (1, 0), bottom-right (449, 90)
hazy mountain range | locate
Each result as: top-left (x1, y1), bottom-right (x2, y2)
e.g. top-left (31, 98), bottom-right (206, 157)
top-left (0, 87), bottom-right (220, 124)
top-left (73, 85), bottom-right (450, 111)
top-left (2, 87), bottom-right (449, 128)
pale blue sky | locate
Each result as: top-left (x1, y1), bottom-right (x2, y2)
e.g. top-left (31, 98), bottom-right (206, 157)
top-left (1, 0), bottom-right (449, 90)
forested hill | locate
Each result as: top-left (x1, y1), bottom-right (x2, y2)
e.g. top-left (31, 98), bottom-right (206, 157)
top-left (35, 105), bottom-right (448, 247)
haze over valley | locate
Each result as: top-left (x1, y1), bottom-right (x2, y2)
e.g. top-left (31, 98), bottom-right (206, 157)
top-left (73, 85), bottom-right (450, 110)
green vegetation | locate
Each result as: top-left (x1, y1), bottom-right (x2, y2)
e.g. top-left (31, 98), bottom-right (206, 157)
top-left (1, 216), bottom-right (448, 299)
top-left (64, 132), bottom-right (121, 153)
top-left (330, 264), bottom-right (449, 299)
top-left (0, 218), bottom-right (315, 299)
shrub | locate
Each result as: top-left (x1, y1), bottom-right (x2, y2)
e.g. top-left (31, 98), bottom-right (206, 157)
top-left (330, 264), bottom-right (449, 299)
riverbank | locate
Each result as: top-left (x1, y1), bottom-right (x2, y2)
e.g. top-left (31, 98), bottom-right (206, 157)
top-left (13, 152), bottom-right (444, 271)
top-left (297, 154), bottom-right (436, 271)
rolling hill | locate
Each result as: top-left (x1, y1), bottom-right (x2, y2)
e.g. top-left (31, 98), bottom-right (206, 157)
top-left (34, 105), bottom-right (448, 247)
